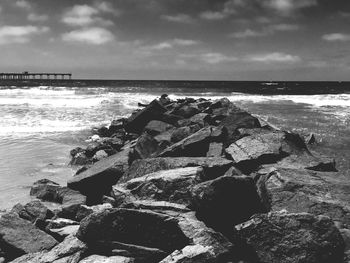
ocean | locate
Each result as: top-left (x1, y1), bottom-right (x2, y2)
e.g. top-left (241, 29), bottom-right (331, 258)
top-left (0, 80), bottom-right (350, 210)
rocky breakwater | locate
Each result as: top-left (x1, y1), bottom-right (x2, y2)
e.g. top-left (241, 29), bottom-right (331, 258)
top-left (2, 95), bottom-right (350, 263)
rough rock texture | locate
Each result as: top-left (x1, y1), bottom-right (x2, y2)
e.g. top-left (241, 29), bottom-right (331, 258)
top-left (0, 212), bottom-right (58, 261)
top-left (122, 167), bottom-right (203, 205)
top-left (67, 147), bottom-right (130, 201)
top-left (11, 200), bottom-right (54, 223)
top-left (125, 100), bottom-right (167, 134)
top-left (237, 211), bottom-right (345, 263)
top-left (77, 208), bottom-right (190, 253)
top-left (191, 175), bottom-right (266, 234)
top-left (256, 166), bottom-right (350, 227)
top-left (79, 255), bottom-right (134, 263)
top-left (122, 157), bottom-right (233, 183)
top-left (144, 120), bottom-right (174, 136)
top-left (10, 234), bottom-right (87, 263)
top-left (30, 179), bottom-right (60, 202)
top-left (159, 126), bottom-right (226, 157)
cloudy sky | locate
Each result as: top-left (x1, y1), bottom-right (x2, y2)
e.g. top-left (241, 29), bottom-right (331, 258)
top-left (0, 0), bottom-right (349, 80)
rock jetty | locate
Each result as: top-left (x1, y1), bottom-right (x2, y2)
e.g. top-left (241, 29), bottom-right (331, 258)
top-left (2, 95), bottom-right (350, 263)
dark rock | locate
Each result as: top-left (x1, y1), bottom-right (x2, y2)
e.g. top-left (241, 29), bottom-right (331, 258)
top-left (30, 179), bottom-right (60, 202)
top-left (75, 203), bottom-right (113, 222)
top-left (188, 113), bottom-right (210, 128)
top-left (108, 119), bottom-right (125, 134)
top-left (144, 120), bottom-right (174, 136)
top-left (96, 126), bottom-right (111, 137)
top-left (160, 126), bottom-right (226, 157)
top-left (0, 212), bottom-right (58, 261)
top-left (125, 100), bottom-right (167, 134)
top-left (122, 157), bottom-right (233, 183)
top-left (171, 105), bottom-right (200, 119)
top-left (123, 167), bottom-right (203, 205)
top-left (159, 94), bottom-right (171, 105)
top-left (170, 125), bottom-right (201, 143)
top-left (67, 147), bottom-right (130, 201)
top-left (133, 133), bottom-right (161, 159)
top-left (58, 187), bottom-right (87, 207)
top-left (237, 211), bottom-right (345, 263)
top-left (70, 147), bottom-right (84, 157)
top-left (11, 200), bottom-right (54, 223)
top-left (190, 175), bottom-right (266, 234)
top-left (162, 212), bottom-right (236, 262)
top-left (70, 152), bottom-right (91, 166)
top-left (77, 208), bottom-right (190, 253)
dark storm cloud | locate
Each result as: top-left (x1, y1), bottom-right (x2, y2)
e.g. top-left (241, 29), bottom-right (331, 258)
top-left (0, 0), bottom-right (349, 80)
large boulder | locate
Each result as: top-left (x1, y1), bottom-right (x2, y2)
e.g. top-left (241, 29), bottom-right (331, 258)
top-left (190, 175), bottom-right (266, 234)
top-left (67, 146), bottom-right (130, 202)
top-left (0, 212), bottom-right (58, 261)
top-left (121, 167), bottom-right (203, 205)
top-left (77, 208), bottom-right (190, 253)
top-left (256, 167), bottom-right (350, 227)
top-left (30, 179), bottom-right (60, 202)
top-left (159, 126), bottom-right (226, 157)
top-left (10, 234), bottom-right (87, 263)
top-left (237, 211), bottom-right (345, 263)
top-left (133, 133), bottom-right (161, 159)
top-left (144, 120), bottom-right (174, 136)
top-left (121, 157), bottom-right (233, 183)
top-left (225, 131), bottom-right (308, 172)
top-left (11, 200), bottom-right (54, 223)
top-left (125, 100), bottom-right (167, 134)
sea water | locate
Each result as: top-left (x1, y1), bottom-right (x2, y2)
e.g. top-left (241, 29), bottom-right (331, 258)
top-left (0, 83), bottom-right (349, 209)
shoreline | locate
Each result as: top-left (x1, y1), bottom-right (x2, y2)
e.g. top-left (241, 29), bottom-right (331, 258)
top-left (1, 95), bottom-right (349, 262)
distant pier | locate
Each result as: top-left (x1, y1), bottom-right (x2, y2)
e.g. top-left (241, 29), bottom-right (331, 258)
top-left (0, 71), bottom-right (72, 80)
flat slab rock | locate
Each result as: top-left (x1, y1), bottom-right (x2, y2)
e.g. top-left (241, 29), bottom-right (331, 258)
top-left (77, 208), bottom-right (190, 253)
top-left (67, 148), bottom-right (129, 196)
top-left (256, 166), bottom-right (350, 227)
top-left (10, 234), bottom-right (87, 263)
top-left (0, 212), bottom-right (58, 261)
top-left (79, 255), bottom-right (134, 263)
top-left (236, 211), bottom-right (345, 263)
top-left (122, 157), bottom-right (233, 183)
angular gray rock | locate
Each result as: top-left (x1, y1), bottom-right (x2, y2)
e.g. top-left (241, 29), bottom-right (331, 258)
top-left (0, 212), bottom-right (58, 261)
top-left (77, 208), bottom-right (190, 253)
top-left (144, 120), bottom-right (174, 136)
top-left (122, 157), bottom-right (233, 183)
top-left (159, 126), bottom-right (226, 157)
top-left (11, 200), bottom-right (54, 223)
top-left (237, 211), bottom-right (345, 263)
top-left (67, 146), bottom-right (130, 200)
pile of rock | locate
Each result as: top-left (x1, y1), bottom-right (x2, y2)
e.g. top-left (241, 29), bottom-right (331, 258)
top-left (1, 95), bottom-right (349, 263)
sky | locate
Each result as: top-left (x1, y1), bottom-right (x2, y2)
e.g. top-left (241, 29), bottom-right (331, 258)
top-left (0, 0), bottom-right (349, 80)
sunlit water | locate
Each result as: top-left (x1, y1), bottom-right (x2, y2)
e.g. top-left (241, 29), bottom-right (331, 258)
top-left (0, 85), bottom-right (349, 209)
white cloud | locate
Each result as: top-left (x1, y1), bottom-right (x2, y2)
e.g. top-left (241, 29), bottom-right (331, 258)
top-left (0, 25), bottom-right (49, 44)
top-left (161, 14), bottom-right (195, 24)
top-left (15, 0), bottom-right (31, 9)
top-left (28, 13), bottom-right (49, 22)
top-left (263, 0), bottom-right (317, 15)
top-left (247, 52), bottom-right (301, 63)
top-left (62, 27), bottom-right (115, 45)
top-left (200, 0), bottom-right (239, 20)
top-left (322, 33), bottom-right (350, 42)
top-left (230, 29), bottom-right (268, 38)
top-left (230, 24), bottom-right (299, 38)
top-left (62, 3), bottom-right (116, 27)
top-left (142, 38), bottom-right (198, 51)
top-left (200, 53), bottom-right (238, 64)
